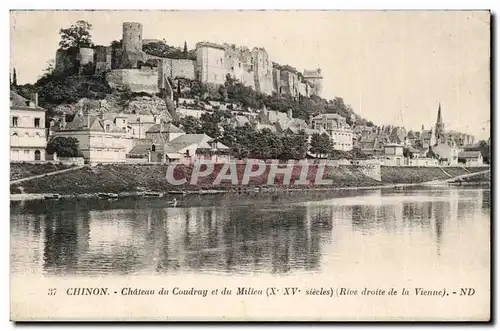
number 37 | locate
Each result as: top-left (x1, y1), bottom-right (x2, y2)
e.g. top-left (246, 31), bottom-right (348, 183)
top-left (48, 288), bottom-right (57, 295)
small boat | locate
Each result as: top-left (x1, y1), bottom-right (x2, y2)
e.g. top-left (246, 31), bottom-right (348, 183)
top-left (143, 192), bottom-right (164, 198)
top-left (44, 194), bottom-right (61, 200)
top-left (168, 190), bottom-right (187, 196)
top-left (98, 193), bottom-right (119, 199)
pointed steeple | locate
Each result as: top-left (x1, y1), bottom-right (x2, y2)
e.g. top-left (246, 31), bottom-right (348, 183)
top-left (436, 103), bottom-right (442, 125)
top-left (435, 102), bottom-right (445, 142)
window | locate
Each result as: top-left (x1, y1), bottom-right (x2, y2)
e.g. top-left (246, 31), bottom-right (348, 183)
top-left (24, 150), bottom-right (29, 155)
top-left (34, 150), bottom-right (41, 161)
top-left (12, 117), bottom-right (18, 127)
top-left (105, 124), bottom-right (111, 132)
top-left (34, 118), bottom-right (40, 128)
top-left (12, 132), bottom-right (18, 136)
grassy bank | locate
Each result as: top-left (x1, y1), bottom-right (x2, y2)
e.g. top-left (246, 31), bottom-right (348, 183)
top-left (380, 166), bottom-right (486, 184)
top-left (10, 162), bottom-right (75, 181)
top-left (10, 163), bottom-right (382, 195)
top-left (10, 163), bottom-right (489, 196)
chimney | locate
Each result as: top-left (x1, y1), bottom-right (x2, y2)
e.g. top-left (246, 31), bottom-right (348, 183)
top-left (33, 93), bottom-right (38, 107)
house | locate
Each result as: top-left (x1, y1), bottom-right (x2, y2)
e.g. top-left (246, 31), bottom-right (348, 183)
top-left (126, 114), bottom-right (161, 139)
top-left (383, 143), bottom-right (404, 156)
top-left (10, 91), bottom-right (47, 161)
top-left (458, 151), bottom-right (483, 167)
top-left (433, 142), bottom-right (462, 166)
top-left (52, 107), bottom-right (134, 164)
top-left (145, 122), bottom-right (185, 144)
top-left (127, 133), bottom-right (230, 164)
top-left (311, 113), bottom-right (353, 151)
top-left (382, 143), bottom-right (404, 166)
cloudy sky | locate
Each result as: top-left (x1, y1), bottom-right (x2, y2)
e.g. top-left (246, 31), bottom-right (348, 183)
top-left (10, 10), bottom-right (490, 139)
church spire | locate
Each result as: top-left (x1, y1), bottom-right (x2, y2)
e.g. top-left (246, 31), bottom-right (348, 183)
top-left (435, 102), bottom-right (445, 142)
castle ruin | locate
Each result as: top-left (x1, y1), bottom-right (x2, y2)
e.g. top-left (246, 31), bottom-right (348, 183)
top-left (54, 21), bottom-right (323, 97)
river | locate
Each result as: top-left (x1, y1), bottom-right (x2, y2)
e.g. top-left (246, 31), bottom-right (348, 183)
top-left (10, 186), bottom-right (490, 278)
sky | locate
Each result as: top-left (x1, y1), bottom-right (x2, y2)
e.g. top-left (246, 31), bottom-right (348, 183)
top-left (10, 10), bottom-right (491, 139)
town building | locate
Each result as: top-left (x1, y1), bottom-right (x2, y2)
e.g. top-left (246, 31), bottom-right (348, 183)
top-left (381, 143), bottom-right (405, 166)
top-left (52, 107), bottom-right (134, 164)
top-left (433, 142), bottom-right (462, 166)
top-left (10, 91), bottom-right (47, 162)
top-left (311, 114), bottom-right (354, 151)
top-left (458, 151), bottom-right (483, 167)
top-left (127, 133), bottom-right (230, 164)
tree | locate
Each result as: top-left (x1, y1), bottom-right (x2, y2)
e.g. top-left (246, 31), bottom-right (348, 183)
top-left (310, 133), bottom-right (333, 157)
top-left (179, 116), bottom-right (202, 134)
top-left (59, 20), bottom-right (94, 50)
top-left (46, 136), bottom-right (83, 157)
top-left (183, 41), bottom-right (188, 58)
top-left (11, 67), bottom-right (17, 87)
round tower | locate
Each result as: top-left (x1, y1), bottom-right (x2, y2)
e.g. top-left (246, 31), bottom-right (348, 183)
top-left (122, 22), bottom-right (143, 53)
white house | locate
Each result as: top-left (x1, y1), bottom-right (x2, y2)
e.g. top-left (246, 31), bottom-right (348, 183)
top-left (433, 142), bottom-right (462, 166)
top-left (10, 91), bottom-right (47, 161)
top-left (458, 151), bottom-right (483, 167)
top-left (311, 113), bottom-right (353, 151)
top-left (52, 108), bottom-right (134, 164)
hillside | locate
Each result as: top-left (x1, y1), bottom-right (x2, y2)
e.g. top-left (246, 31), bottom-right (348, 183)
top-left (14, 67), bottom-right (373, 126)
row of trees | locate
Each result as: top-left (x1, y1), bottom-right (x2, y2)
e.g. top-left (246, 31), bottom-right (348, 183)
top-left (142, 40), bottom-right (197, 60)
top-left (174, 111), bottom-right (350, 160)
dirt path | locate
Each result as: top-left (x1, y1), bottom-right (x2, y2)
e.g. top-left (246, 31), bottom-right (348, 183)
top-left (10, 165), bottom-right (87, 185)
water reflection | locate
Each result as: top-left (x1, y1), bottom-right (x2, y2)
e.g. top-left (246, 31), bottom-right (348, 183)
top-left (10, 187), bottom-right (490, 276)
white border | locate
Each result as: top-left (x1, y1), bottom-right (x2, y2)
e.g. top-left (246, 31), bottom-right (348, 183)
top-left (2, 1), bottom-right (497, 330)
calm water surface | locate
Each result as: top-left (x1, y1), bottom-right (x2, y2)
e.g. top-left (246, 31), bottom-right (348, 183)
top-left (10, 187), bottom-right (490, 277)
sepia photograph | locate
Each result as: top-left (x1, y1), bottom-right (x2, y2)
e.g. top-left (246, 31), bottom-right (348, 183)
top-left (9, 9), bottom-right (491, 321)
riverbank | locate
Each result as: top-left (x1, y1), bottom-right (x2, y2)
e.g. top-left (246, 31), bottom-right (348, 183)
top-left (10, 163), bottom-right (489, 201)
top-left (380, 166), bottom-right (486, 183)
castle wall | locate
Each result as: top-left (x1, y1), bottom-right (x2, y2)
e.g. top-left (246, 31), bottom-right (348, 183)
top-left (251, 48), bottom-right (273, 95)
top-left (241, 70), bottom-right (255, 89)
top-left (158, 58), bottom-right (196, 81)
top-left (196, 45), bottom-right (226, 85)
top-left (94, 46), bottom-right (112, 75)
top-left (170, 59), bottom-right (196, 80)
top-left (272, 67), bottom-right (281, 94)
top-left (298, 82), bottom-right (309, 97)
top-left (280, 70), bottom-right (299, 97)
top-left (106, 68), bottom-right (159, 94)
top-left (303, 69), bottom-right (323, 97)
top-left (55, 49), bottom-right (78, 73)
top-left (79, 48), bottom-right (95, 66)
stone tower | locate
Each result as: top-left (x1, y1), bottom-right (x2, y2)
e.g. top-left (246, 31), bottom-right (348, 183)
top-left (435, 103), bottom-right (445, 143)
top-left (196, 42), bottom-right (226, 85)
top-left (303, 68), bottom-right (323, 97)
top-left (121, 22), bottom-right (144, 68)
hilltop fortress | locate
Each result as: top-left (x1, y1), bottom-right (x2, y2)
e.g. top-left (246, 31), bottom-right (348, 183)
top-left (55, 22), bottom-right (323, 97)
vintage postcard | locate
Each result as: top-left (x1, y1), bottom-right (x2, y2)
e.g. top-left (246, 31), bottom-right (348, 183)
top-left (9, 10), bottom-right (491, 321)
